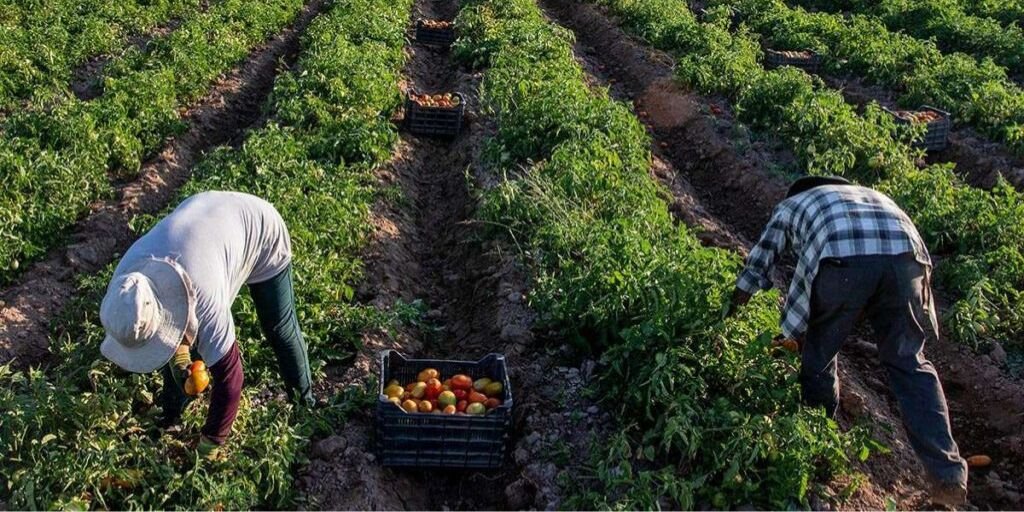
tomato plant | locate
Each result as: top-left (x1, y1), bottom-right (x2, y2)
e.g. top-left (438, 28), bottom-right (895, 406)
top-left (455, 0), bottom-right (873, 507)
top-left (0, 0), bottom-right (412, 507)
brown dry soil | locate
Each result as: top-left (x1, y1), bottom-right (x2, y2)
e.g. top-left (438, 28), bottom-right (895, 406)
top-left (0, 0), bottom-right (327, 368)
top-left (297, 0), bottom-right (609, 508)
top-left (540, 0), bottom-right (1024, 509)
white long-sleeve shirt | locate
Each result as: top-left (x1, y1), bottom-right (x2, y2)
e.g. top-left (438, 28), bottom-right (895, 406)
top-left (113, 191), bottom-right (292, 365)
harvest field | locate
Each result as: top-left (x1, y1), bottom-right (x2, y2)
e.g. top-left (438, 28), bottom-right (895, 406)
top-left (2, 0), bottom-right (1024, 509)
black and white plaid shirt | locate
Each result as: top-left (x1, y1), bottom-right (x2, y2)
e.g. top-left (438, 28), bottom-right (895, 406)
top-left (737, 185), bottom-right (931, 339)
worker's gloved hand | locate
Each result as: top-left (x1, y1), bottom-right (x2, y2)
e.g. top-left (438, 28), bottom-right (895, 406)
top-left (197, 435), bottom-right (225, 462)
top-left (724, 288), bottom-right (753, 318)
top-left (168, 345), bottom-right (193, 394)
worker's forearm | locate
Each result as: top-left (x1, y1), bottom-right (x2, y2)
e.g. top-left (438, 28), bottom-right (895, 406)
top-left (201, 342), bottom-right (243, 445)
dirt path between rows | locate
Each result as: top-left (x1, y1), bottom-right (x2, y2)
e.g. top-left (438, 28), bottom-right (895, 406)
top-left (541, 0), bottom-right (1024, 509)
top-left (0, 0), bottom-right (327, 369)
top-left (297, 0), bottom-right (611, 508)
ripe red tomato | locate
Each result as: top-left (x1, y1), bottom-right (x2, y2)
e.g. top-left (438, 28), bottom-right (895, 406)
top-left (452, 389), bottom-right (467, 401)
top-left (450, 374), bottom-right (472, 390)
top-left (468, 391), bottom-right (487, 404)
top-left (425, 378), bottom-right (443, 399)
top-left (484, 398), bottom-right (501, 409)
top-left (456, 400), bottom-right (468, 412)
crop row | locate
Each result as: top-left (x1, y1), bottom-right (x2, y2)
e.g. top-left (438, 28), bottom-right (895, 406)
top-left (597, 0), bottom-right (1024, 347)
top-left (786, 0), bottom-right (1024, 72)
top-left (713, 0), bottom-right (1024, 156)
top-left (454, 0), bottom-right (871, 507)
top-left (0, 0), bottom-right (307, 286)
top-left (963, 0), bottom-right (1024, 28)
top-left (0, 0), bottom-right (411, 508)
top-left (0, 0), bottom-right (201, 111)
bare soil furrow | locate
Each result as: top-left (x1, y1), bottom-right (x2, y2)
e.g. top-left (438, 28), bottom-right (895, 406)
top-left (299, 0), bottom-right (613, 508)
top-left (542, 0), bottom-right (793, 247)
top-left (540, 0), bottom-right (1024, 509)
top-left (0, 0), bottom-right (328, 368)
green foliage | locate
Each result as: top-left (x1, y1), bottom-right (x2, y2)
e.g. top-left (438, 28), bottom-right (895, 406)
top-left (789, 0), bottom-right (1024, 72)
top-left (597, 0), bottom-right (1024, 348)
top-left (963, 0), bottom-right (1024, 27)
top-left (720, 0), bottom-right (1024, 155)
top-left (0, 0), bottom-right (306, 285)
top-left (0, 0), bottom-right (412, 507)
top-left (0, 0), bottom-right (200, 111)
top-left (457, 0), bottom-right (869, 507)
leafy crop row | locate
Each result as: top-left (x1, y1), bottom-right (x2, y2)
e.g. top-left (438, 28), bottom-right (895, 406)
top-left (0, 0), bottom-right (305, 285)
top-left (0, 0), bottom-right (411, 507)
top-left (454, 0), bottom-right (870, 507)
top-left (787, 0), bottom-right (1024, 72)
top-left (713, 0), bottom-right (1024, 155)
top-left (0, 0), bottom-right (200, 111)
top-left (596, 0), bottom-right (1024, 348)
top-left (962, 0), bottom-right (1024, 28)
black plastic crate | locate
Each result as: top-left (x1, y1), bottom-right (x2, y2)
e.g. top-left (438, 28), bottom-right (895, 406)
top-left (404, 91), bottom-right (465, 137)
top-left (374, 350), bottom-right (513, 469)
top-left (764, 49), bottom-right (822, 73)
top-left (415, 20), bottom-right (455, 47)
top-left (884, 105), bottom-right (951, 151)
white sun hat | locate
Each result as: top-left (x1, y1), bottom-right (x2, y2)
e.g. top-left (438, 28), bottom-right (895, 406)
top-left (100, 257), bottom-right (197, 373)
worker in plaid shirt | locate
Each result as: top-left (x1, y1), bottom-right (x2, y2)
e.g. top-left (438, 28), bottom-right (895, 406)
top-left (727, 176), bottom-right (968, 506)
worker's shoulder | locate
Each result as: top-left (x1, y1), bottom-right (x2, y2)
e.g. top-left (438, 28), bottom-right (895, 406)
top-left (180, 191), bottom-right (282, 214)
top-left (791, 184), bottom-right (888, 204)
top-left (186, 190), bottom-right (265, 204)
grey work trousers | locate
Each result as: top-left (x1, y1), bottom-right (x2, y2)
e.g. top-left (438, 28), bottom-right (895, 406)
top-left (801, 253), bottom-right (967, 486)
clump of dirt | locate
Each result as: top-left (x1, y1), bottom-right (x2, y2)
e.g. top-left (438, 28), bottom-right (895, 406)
top-left (0, 0), bottom-right (329, 368)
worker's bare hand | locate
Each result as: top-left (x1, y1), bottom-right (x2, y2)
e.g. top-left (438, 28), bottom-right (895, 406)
top-left (724, 288), bottom-right (753, 318)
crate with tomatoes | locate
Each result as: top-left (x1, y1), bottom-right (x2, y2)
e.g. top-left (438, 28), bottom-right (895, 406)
top-left (375, 350), bottom-right (513, 469)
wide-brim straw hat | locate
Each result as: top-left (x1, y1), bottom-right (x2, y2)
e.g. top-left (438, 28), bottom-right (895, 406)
top-left (100, 257), bottom-right (196, 373)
